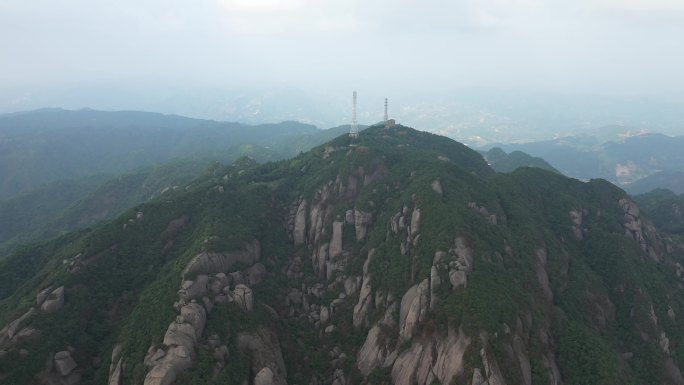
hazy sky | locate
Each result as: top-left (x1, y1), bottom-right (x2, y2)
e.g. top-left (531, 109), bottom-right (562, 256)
top-left (2, 0), bottom-right (684, 131)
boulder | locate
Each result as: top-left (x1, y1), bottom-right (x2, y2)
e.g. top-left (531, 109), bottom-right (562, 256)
top-left (36, 287), bottom-right (53, 306)
top-left (248, 263), bottom-right (267, 286)
top-left (357, 304), bottom-right (398, 376)
top-left (399, 279), bottom-right (429, 341)
top-left (108, 358), bottom-right (123, 385)
top-left (2, 308), bottom-right (35, 342)
top-left (314, 243), bottom-right (329, 278)
top-left (13, 327), bottom-right (40, 343)
top-left (431, 180), bottom-right (443, 197)
top-left (353, 251), bottom-right (374, 327)
top-left (230, 271), bottom-right (246, 286)
top-left (432, 328), bottom-right (471, 385)
top-left (331, 369), bottom-right (346, 385)
top-left (480, 345), bottom-right (507, 385)
top-left (410, 209), bottom-right (421, 237)
top-left (391, 339), bottom-right (435, 385)
top-left (345, 210), bottom-right (355, 224)
top-left (287, 289), bottom-right (303, 306)
top-left (293, 200), bottom-right (308, 245)
top-left (449, 270), bottom-right (467, 290)
top-left (143, 346), bottom-right (193, 385)
top-left (108, 344), bottom-right (123, 385)
top-left (236, 328), bottom-right (287, 385)
top-left (354, 210), bottom-right (372, 241)
top-left (41, 286), bottom-right (65, 313)
top-left (54, 350), bottom-right (77, 376)
top-left (471, 368), bottom-right (486, 385)
top-left (454, 237), bottom-right (474, 272)
top-left (329, 221), bottom-right (344, 259)
top-left (320, 306), bottom-right (330, 325)
top-left (178, 275), bottom-right (209, 301)
top-left (255, 367), bottom-right (276, 385)
top-left (234, 284), bottom-right (254, 311)
top-left (430, 266), bottom-right (441, 310)
top-left (215, 272), bottom-right (230, 286)
top-left (344, 276), bottom-right (360, 297)
top-left (182, 240), bottom-right (260, 278)
top-left (180, 303), bottom-right (207, 338)
top-left (163, 321), bottom-right (198, 350)
top-left (535, 248), bottom-right (553, 302)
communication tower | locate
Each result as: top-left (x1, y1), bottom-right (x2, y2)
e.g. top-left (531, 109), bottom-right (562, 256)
top-left (384, 98), bottom-right (388, 127)
top-left (350, 91), bottom-right (359, 138)
top-left (384, 98), bottom-right (395, 129)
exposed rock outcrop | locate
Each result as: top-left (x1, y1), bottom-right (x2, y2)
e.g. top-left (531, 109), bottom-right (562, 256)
top-left (329, 221), bottom-right (344, 259)
top-left (430, 266), bottom-right (440, 310)
top-left (431, 180), bottom-right (443, 197)
top-left (54, 350), bottom-right (78, 376)
top-left (535, 247), bottom-right (553, 303)
top-left (398, 279), bottom-right (429, 342)
top-left (145, 302), bottom-right (209, 384)
top-left (41, 286), bottom-right (65, 313)
top-left (354, 210), bottom-right (372, 241)
top-left (255, 366), bottom-right (276, 385)
top-left (237, 328), bottom-right (288, 385)
top-left (234, 284), bottom-right (254, 311)
top-left (410, 208), bottom-right (421, 237)
top-left (357, 304), bottom-right (398, 375)
top-left (182, 240), bottom-right (261, 278)
top-left (569, 209), bottom-right (586, 240)
top-left (468, 202), bottom-right (498, 225)
top-left (619, 198), bottom-right (660, 261)
top-left (293, 199), bottom-right (308, 245)
top-left (353, 250), bottom-right (374, 328)
top-left (108, 344), bottom-right (123, 385)
top-left (0, 307), bottom-right (36, 347)
top-left (479, 344), bottom-right (507, 385)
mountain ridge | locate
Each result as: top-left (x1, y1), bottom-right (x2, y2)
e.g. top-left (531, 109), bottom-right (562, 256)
top-left (1, 124), bottom-right (683, 385)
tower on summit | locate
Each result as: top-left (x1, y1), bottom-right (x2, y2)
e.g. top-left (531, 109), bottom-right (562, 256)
top-left (384, 98), bottom-right (388, 124)
top-left (350, 91), bottom-right (359, 138)
top-left (384, 97), bottom-right (395, 129)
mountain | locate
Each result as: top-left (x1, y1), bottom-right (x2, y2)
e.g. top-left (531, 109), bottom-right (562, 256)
top-left (625, 171), bottom-right (684, 195)
top-left (0, 122), bottom-right (353, 258)
top-left (1, 124), bottom-right (684, 385)
top-left (0, 108), bottom-right (324, 200)
top-left (481, 147), bottom-right (560, 174)
top-left (633, 189), bottom-right (684, 238)
top-left (489, 132), bottom-right (684, 190)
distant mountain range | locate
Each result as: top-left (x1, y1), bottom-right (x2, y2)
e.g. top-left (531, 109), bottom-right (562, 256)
top-left (0, 108), bottom-right (349, 200)
top-left (0, 109), bottom-right (354, 257)
top-left (486, 131), bottom-right (684, 194)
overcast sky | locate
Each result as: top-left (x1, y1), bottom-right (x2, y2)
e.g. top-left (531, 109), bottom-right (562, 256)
top-left (1, 0), bottom-right (684, 127)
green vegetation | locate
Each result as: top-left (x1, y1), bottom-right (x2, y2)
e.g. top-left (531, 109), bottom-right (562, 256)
top-left (1, 123), bottom-right (684, 385)
top-left (483, 147), bottom-right (560, 174)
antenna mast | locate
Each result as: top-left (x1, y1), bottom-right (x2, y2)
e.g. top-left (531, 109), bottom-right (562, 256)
top-left (350, 90), bottom-right (358, 138)
top-left (384, 98), bottom-right (388, 127)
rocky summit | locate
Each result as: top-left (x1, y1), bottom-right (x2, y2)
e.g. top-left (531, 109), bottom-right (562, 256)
top-left (1, 124), bottom-right (684, 385)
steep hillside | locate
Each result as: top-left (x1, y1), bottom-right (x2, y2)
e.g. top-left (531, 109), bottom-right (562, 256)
top-left (634, 189), bottom-right (684, 238)
top-left (0, 115), bottom-right (353, 257)
top-left (0, 143), bottom-right (284, 258)
top-left (2, 124), bottom-right (684, 385)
